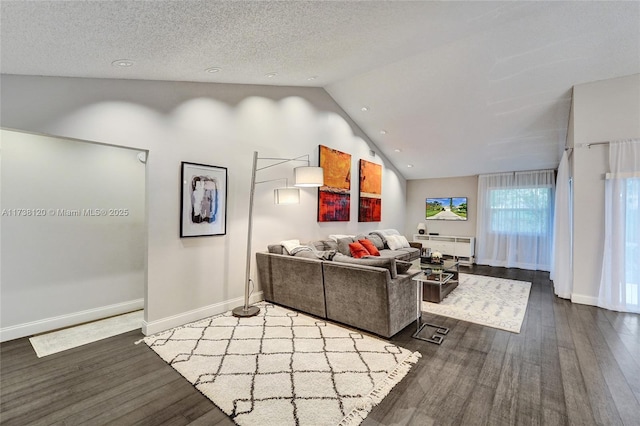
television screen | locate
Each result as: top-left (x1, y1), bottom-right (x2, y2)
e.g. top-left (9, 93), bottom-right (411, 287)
top-left (426, 197), bottom-right (467, 221)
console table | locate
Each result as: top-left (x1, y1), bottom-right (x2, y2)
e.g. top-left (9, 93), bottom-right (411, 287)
top-left (411, 271), bottom-right (450, 345)
top-left (413, 234), bottom-right (475, 265)
top-left (411, 259), bottom-right (460, 344)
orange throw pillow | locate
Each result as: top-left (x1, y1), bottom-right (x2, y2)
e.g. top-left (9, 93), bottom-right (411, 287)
top-left (358, 239), bottom-right (380, 256)
top-left (349, 242), bottom-right (370, 258)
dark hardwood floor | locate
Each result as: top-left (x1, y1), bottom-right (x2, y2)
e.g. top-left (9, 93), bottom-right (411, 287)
top-left (1, 266), bottom-right (638, 425)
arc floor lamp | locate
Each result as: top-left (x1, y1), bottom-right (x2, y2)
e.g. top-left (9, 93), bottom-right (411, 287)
top-left (232, 151), bottom-right (324, 318)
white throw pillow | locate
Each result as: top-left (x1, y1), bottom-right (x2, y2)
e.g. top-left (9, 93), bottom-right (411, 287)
top-left (397, 235), bottom-right (411, 248)
top-left (280, 239), bottom-right (301, 255)
top-left (386, 235), bottom-right (403, 250)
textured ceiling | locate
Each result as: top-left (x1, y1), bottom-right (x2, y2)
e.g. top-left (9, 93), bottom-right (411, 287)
top-left (1, 1), bottom-right (639, 179)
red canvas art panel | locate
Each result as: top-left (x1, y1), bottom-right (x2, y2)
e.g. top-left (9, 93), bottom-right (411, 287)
top-left (359, 159), bottom-right (382, 222)
top-left (318, 145), bottom-right (351, 222)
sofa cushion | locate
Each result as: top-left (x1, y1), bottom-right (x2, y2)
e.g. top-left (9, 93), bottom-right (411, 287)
top-left (385, 235), bottom-right (411, 250)
top-left (366, 233), bottom-right (385, 250)
top-left (377, 229), bottom-right (401, 237)
top-left (369, 230), bottom-right (401, 249)
top-left (368, 231), bottom-right (387, 246)
top-left (370, 229), bottom-right (400, 242)
top-left (323, 240), bottom-right (338, 251)
top-left (398, 235), bottom-right (411, 248)
top-left (268, 244), bottom-right (285, 254)
top-left (376, 248), bottom-right (417, 262)
top-left (386, 235), bottom-right (404, 250)
top-left (396, 247), bottom-right (420, 261)
top-left (354, 234), bottom-right (368, 242)
top-left (349, 242), bottom-right (370, 258)
top-left (358, 239), bottom-right (380, 256)
top-left (332, 253), bottom-right (397, 279)
top-left (337, 237), bottom-right (355, 256)
top-left (308, 240), bottom-right (326, 251)
top-left (377, 249), bottom-right (399, 259)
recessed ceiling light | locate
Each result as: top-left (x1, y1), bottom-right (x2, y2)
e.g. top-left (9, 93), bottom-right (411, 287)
top-left (380, 130), bottom-right (387, 135)
top-left (361, 106), bottom-right (369, 112)
top-left (205, 67), bottom-right (221, 73)
top-left (112, 59), bottom-right (134, 68)
top-left (307, 76), bottom-right (318, 81)
top-left (407, 164), bottom-right (414, 168)
top-left (394, 148), bottom-right (402, 153)
top-left (265, 72), bottom-right (278, 78)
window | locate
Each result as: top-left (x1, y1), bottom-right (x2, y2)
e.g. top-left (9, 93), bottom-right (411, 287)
top-left (476, 170), bottom-right (555, 271)
top-left (489, 187), bottom-right (552, 235)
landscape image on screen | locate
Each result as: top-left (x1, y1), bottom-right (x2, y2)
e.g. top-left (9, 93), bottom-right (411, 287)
top-left (426, 197), bottom-right (467, 221)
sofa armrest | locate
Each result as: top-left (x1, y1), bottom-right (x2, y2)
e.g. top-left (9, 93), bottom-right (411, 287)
top-left (256, 252), bottom-right (326, 318)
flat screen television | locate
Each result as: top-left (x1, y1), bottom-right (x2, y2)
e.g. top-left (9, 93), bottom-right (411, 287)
top-left (426, 197), bottom-right (467, 221)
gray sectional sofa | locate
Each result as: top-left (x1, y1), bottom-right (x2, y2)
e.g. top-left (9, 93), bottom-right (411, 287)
top-left (256, 231), bottom-right (422, 338)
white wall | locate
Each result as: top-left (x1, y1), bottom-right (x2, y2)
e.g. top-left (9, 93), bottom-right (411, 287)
top-left (0, 75), bottom-right (407, 335)
top-left (571, 73), bottom-right (640, 304)
top-left (405, 175), bottom-right (478, 238)
top-left (0, 130), bottom-right (146, 341)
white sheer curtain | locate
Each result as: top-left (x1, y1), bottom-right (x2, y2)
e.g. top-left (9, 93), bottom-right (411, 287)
top-left (476, 169), bottom-right (555, 271)
top-left (551, 151), bottom-right (572, 299)
top-left (598, 139), bottom-right (640, 313)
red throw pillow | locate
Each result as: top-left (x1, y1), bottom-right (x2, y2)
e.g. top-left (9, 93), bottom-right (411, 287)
top-left (349, 242), bottom-right (370, 258)
top-left (358, 239), bottom-right (380, 256)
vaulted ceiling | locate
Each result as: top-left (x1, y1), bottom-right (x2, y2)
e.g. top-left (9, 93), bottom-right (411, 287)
top-left (1, 1), bottom-right (638, 179)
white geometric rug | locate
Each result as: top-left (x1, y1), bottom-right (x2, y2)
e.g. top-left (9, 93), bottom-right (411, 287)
top-left (141, 303), bottom-right (420, 426)
top-left (422, 273), bottom-right (531, 333)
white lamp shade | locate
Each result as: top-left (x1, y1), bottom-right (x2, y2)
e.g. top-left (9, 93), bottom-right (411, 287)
top-left (417, 223), bottom-right (426, 230)
top-left (274, 187), bottom-right (300, 204)
top-left (294, 166), bottom-right (324, 187)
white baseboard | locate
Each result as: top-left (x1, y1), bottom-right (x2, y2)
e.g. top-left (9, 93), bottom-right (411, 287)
top-left (571, 293), bottom-right (598, 306)
top-left (0, 299), bottom-right (144, 343)
top-left (142, 292), bottom-right (264, 336)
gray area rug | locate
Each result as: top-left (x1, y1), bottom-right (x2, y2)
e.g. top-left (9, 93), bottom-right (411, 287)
top-left (423, 273), bottom-right (531, 333)
top-left (141, 303), bottom-right (420, 426)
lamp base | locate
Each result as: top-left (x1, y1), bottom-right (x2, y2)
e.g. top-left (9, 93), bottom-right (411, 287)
top-left (232, 305), bottom-right (260, 318)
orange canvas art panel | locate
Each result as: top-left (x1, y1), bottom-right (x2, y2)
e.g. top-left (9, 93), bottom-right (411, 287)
top-left (318, 145), bottom-right (351, 222)
top-left (359, 159), bottom-right (382, 222)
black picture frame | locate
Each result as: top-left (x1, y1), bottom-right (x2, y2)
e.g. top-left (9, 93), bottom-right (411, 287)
top-left (180, 162), bottom-right (228, 237)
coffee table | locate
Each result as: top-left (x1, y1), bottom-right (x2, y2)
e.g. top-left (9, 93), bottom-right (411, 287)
top-left (411, 260), bottom-right (459, 344)
top-left (419, 259), bottom-right (459, 303)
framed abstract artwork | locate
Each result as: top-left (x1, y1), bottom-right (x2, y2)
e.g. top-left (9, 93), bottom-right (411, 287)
top-left (318, 145), bottom-right (351, 222)
top-left (358, 159), bottom-right (382, 222)
top-left (180, 162), bottom-right (227, 237)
